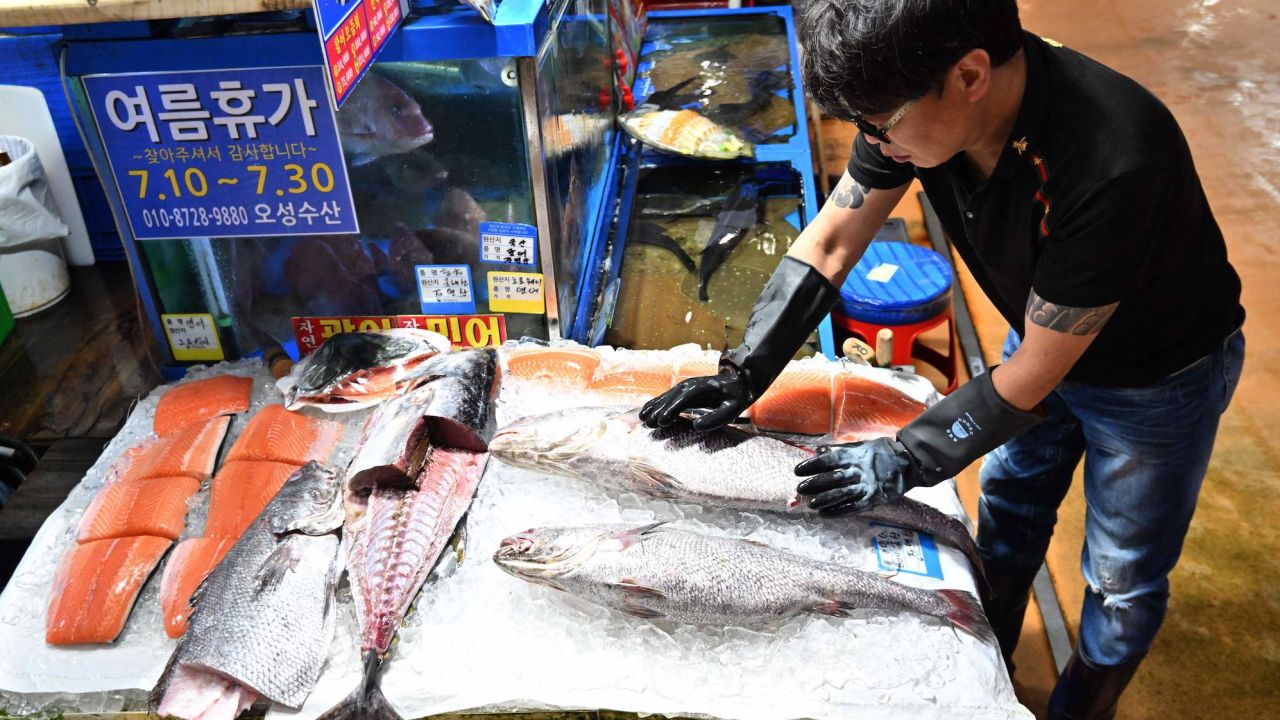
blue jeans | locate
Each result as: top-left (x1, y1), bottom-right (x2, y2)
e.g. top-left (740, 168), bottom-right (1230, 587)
top-left (977, 327), bottom-right (1245, 667)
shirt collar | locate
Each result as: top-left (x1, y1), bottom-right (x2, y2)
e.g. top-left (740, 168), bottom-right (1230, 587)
top-left (992, 31), bottom-right (1052, 178)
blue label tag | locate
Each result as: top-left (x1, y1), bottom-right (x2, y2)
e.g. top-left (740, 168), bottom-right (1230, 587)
top-left (478, 222), bottom-right (538, 266)
top-left (84, 66), bottom-right (358, 240)
top-left (870, 522), bottom-right (944, 580)
top-left (416, 264), bottom-right (476, 315)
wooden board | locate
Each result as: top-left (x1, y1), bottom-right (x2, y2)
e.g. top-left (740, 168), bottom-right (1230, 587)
top-left (0, 0), bottom-right (307, 29)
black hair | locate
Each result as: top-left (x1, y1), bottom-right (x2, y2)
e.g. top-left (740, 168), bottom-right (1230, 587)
top-left (798, 0), bottom-right (1023, 118)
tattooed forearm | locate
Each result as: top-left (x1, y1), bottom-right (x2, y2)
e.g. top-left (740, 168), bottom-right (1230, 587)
top-left (830, 174), bottom-right (869, 210)
top-left (1025, 291), bottom-right (1118, 335)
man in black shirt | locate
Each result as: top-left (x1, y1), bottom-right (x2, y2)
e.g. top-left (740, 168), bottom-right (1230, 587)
top-left (639, 1), bottom-right (1245, 717)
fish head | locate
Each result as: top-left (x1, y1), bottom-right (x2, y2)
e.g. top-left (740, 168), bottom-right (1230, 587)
top-left (268, 462), bottom-right (345, 536)
top-left (488, 408), bottom-right (613, 473)
top-left (493, 526), bottom-right (608, 581)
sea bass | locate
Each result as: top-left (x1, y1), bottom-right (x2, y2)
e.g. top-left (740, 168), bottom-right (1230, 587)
top-left (494, 523), bottom-right (990, 639)
top-left (337, 72), bottom-right (434, 166)
top-left (488, 407), bottom-right (986, 586)
top-left (280, 328), bottom-right (450, 411)
top-left (322, 448), bottom-right (488, 720)
top-left (151, 462), bottom-right (345, 720)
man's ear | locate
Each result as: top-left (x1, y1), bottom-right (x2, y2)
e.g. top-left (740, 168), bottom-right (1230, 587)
top-left (952, 48), bottom-right (993, 104)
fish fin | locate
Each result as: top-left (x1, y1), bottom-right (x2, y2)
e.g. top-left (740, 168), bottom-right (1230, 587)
top-left (621, 594), bottom-right (665, 619)
top-left (811, 600), bottom-right (854, 618)
top-left (452, 512), bottom-right (469, 565)
top-left (317, 652), bottom-right (402, 720)
top-left (938, 589), bottom-right (995, 644)
top-left (609, 522), bottom-right (667, 549)
top-left (617, 577), bottom-right (666, 599)
top-left (255, 537), bottom-right (300, 596)
top-left (626, 461), bottom-right (686, 499)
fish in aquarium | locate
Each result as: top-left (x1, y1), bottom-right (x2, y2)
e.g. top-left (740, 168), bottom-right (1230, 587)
top-left (705, 69), bottom-right (790, 128)
top-left (619, 108), bottom-right (754, 160)
top-left (283, 237), bottom-right (383, 315)
top-left (337, 72), bottom-right (434, 166)
top-left (434, 187), bottom-right (487, 238)
top-left (699, 179), bottom-right (766, 300)
top-left (632, 221), bottom-right (697, 273)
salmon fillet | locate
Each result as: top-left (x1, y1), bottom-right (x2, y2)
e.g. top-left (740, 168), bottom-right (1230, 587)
top-left (153, 375), bottom-right (253, 437)
top-left (159, 536), bottom-right (236, 638)
top-left (587, 362), bottom-right (675, 398)
top-left (120, 416), bottom-right (231, 483)
top-left (77, 476), bottom-right (200, 543)
top-left (505, 348), bottom-right (600, 387)
top-left (832, 373), bottom-right (928, 442)
top-left (203, 461), bottom-right (300, 539)
top-left (750, 366), bottom-right (836, 436)
top-left (46, 536), bottom-right (172, 645)
top-left (673, 358), bottom-right (718, 384)
top-left (223, 404), bottom-right (342, 466)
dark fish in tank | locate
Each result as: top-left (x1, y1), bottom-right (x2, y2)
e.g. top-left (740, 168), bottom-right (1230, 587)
top-left (415, 226), bottom-right (482, 267)
top-left (632, 221), bottom-right (697, 273)
top-left (337, 72), bottom-right (434, 166)
top-left (634, 76), bottom-right (699, 113)
top-left (699, 180), bottom-right (764, 301)
top-left (433, 187), bottom-right (487, 238)
top-left (706, 69), bottom-right (790, 128)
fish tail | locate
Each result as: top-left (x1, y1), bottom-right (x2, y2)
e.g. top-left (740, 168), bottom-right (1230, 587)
top-left (939, 589), bottom-right (995, 644)
top-left (317, 651), bottom-right (402, 720)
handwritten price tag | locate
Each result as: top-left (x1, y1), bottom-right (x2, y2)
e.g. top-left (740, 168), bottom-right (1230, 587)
top-left (161, 313), bottom-right (224, 362)
top-left (479, 222), bottom-right (538, 266)
top-left (487, 271), bottom-right (544, 314)
top-left (416, 264), bottom-right (476, 314)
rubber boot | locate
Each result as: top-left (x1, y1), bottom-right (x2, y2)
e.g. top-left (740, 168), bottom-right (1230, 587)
top-left (1047, 650), bottom-right (1143, 720)
top-left (981, 560), bottom-right (1043, 674)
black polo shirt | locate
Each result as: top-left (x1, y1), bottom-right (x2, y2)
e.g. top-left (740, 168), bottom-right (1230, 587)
top-left (848, 31), bottom-right (1243, 387)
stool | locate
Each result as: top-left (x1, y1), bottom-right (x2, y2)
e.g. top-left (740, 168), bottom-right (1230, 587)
top-left (831, 241), bottom-right (959, 394)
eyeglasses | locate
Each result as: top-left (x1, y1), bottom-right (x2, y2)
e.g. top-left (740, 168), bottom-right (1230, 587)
top-left (851, 98), bottom-right (916, 143)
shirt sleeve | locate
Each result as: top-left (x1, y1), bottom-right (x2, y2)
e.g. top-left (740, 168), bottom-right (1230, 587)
top-left (846, 132), bottom-right (916, 190)
top-left (1032, 168), bottom-right (1169, 308)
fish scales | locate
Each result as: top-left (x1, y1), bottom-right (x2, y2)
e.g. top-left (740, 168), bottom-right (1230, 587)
top-left (495, 524), bottom-right (990, 639)
top-left (152, 462), bottom-right (345, 716)
top-left (489, 407), bottom-right (987, 589)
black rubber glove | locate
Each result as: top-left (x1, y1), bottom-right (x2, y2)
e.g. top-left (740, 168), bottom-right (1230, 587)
top-left (795, 369), bottom-right (1043, 514)
top-left (640, 256), bottom-right (838, 429)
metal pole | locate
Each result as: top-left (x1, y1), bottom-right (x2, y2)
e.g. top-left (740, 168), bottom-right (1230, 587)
top-left (517, 55), bottom-right (561, 341)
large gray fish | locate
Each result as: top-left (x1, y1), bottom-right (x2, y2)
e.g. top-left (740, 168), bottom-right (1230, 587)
top-left (321, 448), bottom-right (488, 720)
top-left (346, 349), bottom-right (499, 505)
top-left (488, 407), bottom-right (987, 589)
top-left (698, 179), bottom-right (763, 301)
top-left (151, 462), bottom-right (345, 720)
top-left (282, 328), bottom-right (449, 411)
top-left (494, 523), bottom-right (990, 639)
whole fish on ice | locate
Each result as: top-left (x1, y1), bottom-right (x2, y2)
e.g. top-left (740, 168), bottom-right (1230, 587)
top-left (488, 407), bottom-right (986, 587)
top-left (151, 462), bottom-right (345, 720)
top-left (494, 523), bottom-right (990, 638)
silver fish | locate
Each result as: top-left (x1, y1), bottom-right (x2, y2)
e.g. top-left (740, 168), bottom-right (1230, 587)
top-left (494, 523), bottom-right (990, 639)
top-left (488, 407), bottom-right (987, 589)
top-left (151, 462), bottom-right (345, 719)
top-left (321, 448), bottom-right (488, 720)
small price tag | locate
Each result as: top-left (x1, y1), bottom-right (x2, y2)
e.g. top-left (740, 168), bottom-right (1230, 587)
top-left (871, 523), bottom-right (944, 579)
top-left (479, 222), bottom-right (538, 266)
top-left (487, 271), bottom-right (544, 314)
top-left (161, 313), bottom-right (225, 362)
top-left (866, 263), bottom-right (900, 283)
top-left (416, 264), bottom-right (476, 315)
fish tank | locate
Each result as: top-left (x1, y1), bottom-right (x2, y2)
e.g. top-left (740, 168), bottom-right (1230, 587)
top-left (602, 161), bottom-right (823, 355)
top-left (60, 0), bottom-right (623, 372)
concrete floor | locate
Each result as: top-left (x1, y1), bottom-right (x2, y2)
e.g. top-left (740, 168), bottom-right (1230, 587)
top-left (903, 2), bottom-right (1280, 717)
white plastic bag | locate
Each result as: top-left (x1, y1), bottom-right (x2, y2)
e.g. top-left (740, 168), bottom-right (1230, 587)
top-left (0, 134), bottom-right (70, 315)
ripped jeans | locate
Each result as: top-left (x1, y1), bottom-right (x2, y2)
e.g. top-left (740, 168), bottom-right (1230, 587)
top-left (977, 327), bottom-right (1245, 667)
